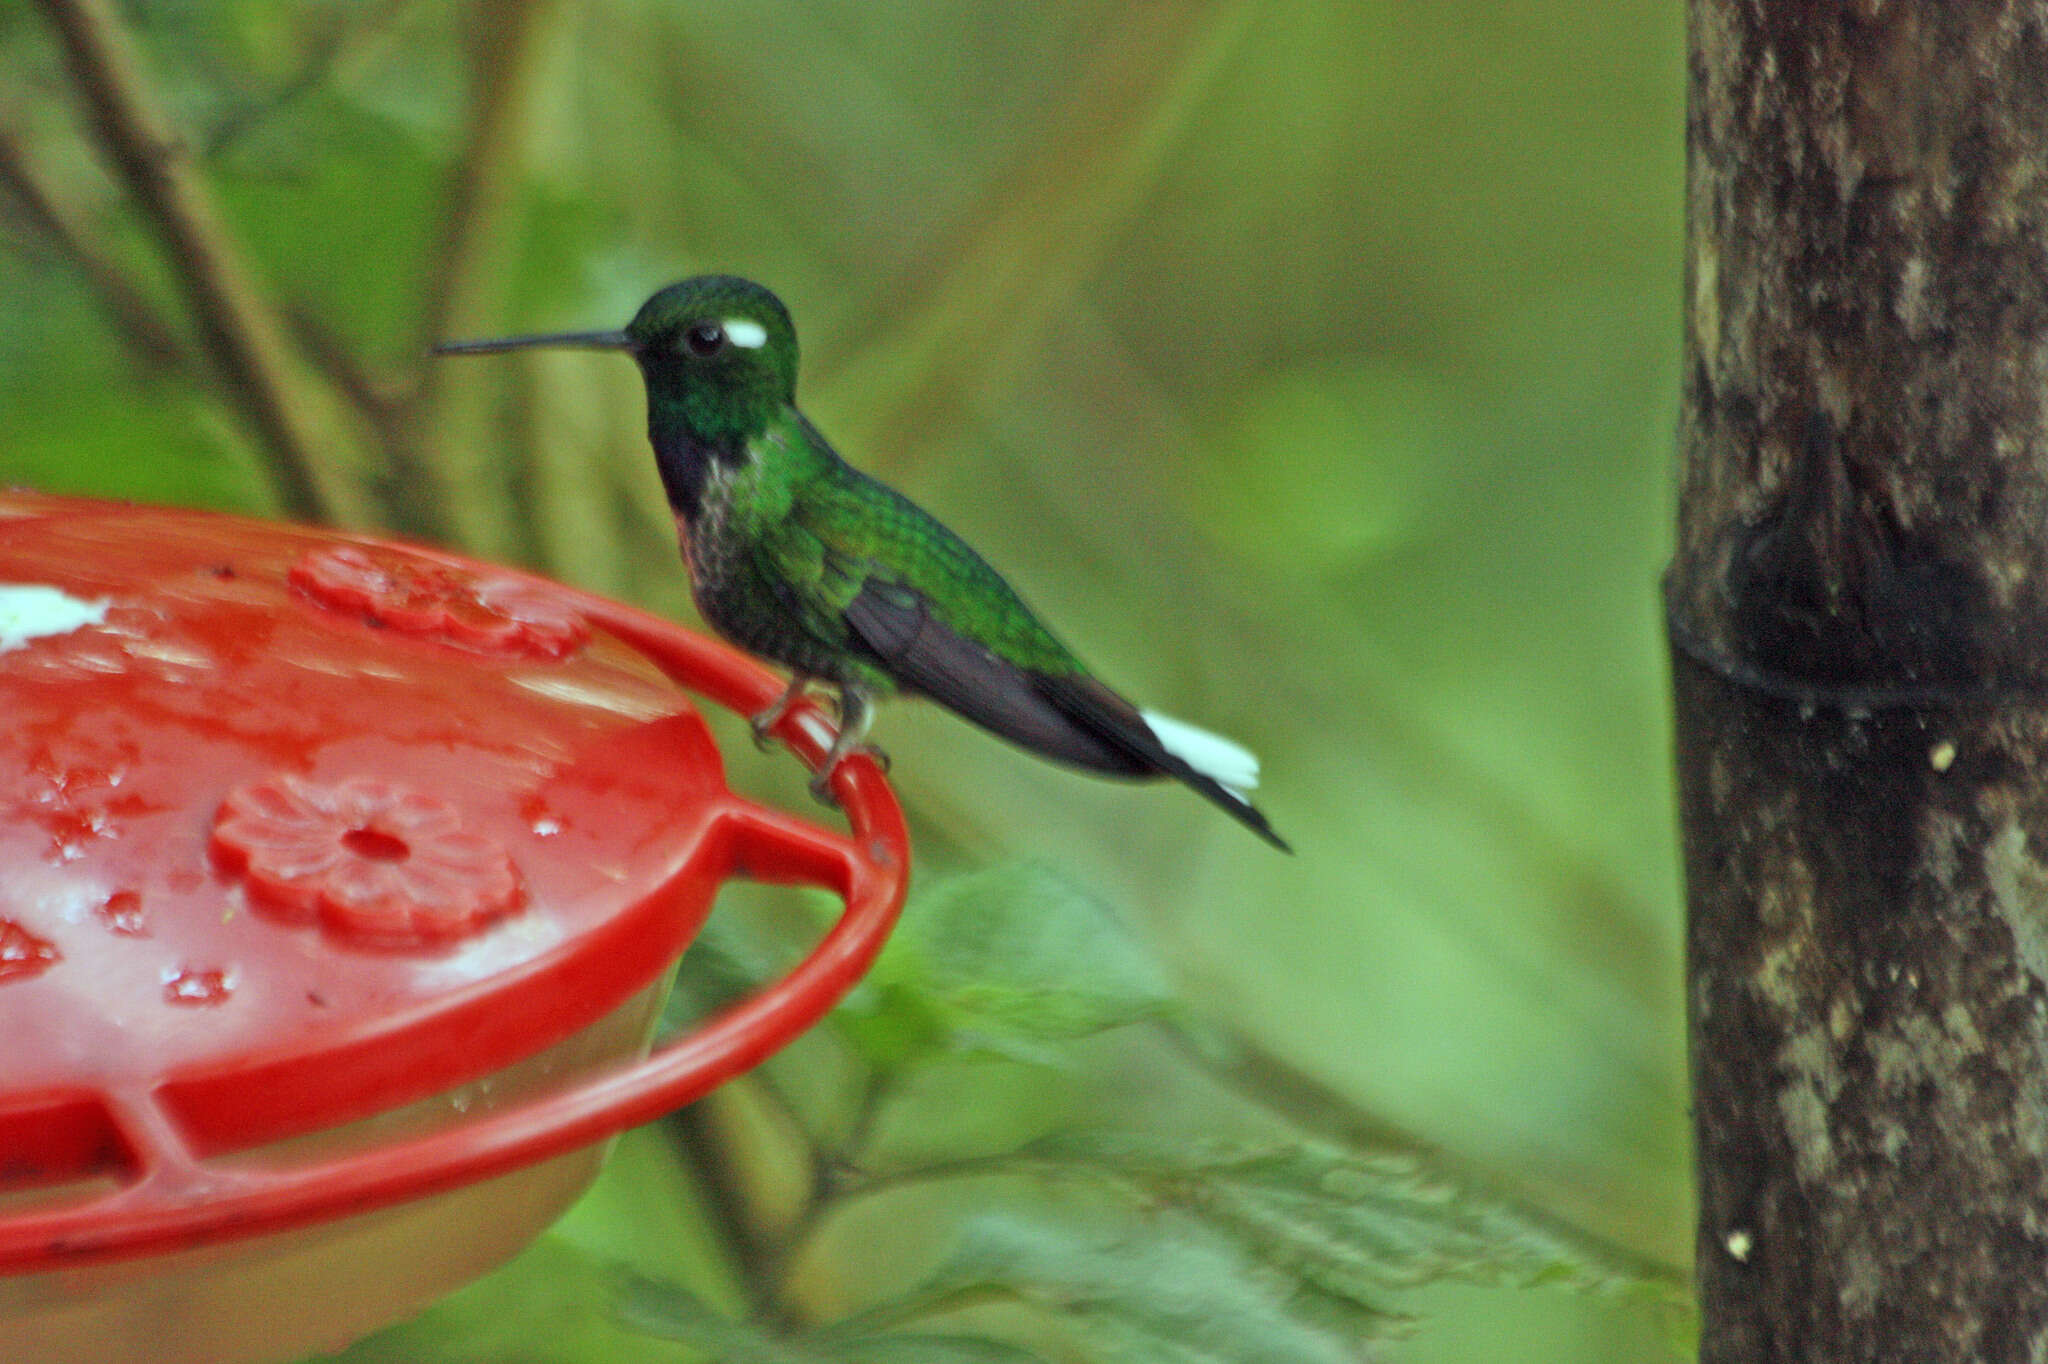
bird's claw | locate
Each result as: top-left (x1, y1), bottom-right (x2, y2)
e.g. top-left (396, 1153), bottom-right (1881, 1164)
top-left (806, 743), bottom-right (888, 807)
top-left (749, 676), bottom-right (810, 753)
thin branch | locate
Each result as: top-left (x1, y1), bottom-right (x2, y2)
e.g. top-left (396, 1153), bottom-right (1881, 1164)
top-left (31, 0), bottom-right (367, 523)
top-left (281, 303), bottom-right (452, 537)
top-left (663, 1101), bottom-right (785, 1320)
top-left (814, 1283), bottom-right (1027, 1342)
top-left (788, 1150), bottom-right (1069, 1216)
top-left (754, 1065), bottom-right (894, 1319)
top-left (0, 125), bottom-right (187, 374)
top-left (415, 0), bottom-right (557, 356)
top-left (827, 1076), bottom-right (888, 1188)
top-left (281, 304), bottom-right (406, 436)
top-left (810, 0), bottom-right (1254, 477)
top-left (407, 0), bottom-right (561, 554)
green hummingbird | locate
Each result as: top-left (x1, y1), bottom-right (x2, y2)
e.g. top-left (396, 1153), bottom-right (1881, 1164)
top-left (435, 275), bottom-right (1287, 851)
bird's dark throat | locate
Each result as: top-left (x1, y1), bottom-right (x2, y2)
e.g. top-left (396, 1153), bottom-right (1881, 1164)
top-left (650, 425), bottom-right (746, 521)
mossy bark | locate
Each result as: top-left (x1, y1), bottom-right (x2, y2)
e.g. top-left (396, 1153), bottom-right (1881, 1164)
top-left (1676, 3), bottom-right (2048, 1359)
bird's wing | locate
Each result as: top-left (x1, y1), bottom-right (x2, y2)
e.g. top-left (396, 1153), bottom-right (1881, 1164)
top-left (780, 468), bottom-right (1147, 771)
top-left (785, 471), bottom-right (1293, 849)
top-left (841, 573), bottom-right (1289, 849)
top-left (839, 577), bottom-right (1152, 774)
top-left (793, 467), bottom-right (1075, 658)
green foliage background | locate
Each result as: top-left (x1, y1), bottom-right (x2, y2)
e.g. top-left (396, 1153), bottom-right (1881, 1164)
top-left (1, 1), bottom-right (1687, 1359)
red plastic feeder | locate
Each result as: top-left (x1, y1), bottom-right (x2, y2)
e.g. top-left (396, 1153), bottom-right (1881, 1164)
top-left (0, 493), bottom-right (908, 1363)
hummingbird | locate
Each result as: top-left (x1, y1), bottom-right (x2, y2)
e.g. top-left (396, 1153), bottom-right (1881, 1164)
top-left (435, 275), bottom-right (1288, 851)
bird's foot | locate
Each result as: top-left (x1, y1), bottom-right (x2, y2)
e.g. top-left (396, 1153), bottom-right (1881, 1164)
top-left (749, 675), bottom-right (811, 751)
top-left (805, 743), bottom-right (888, 807)
top-left (805, 685), bottom-right (876, 808)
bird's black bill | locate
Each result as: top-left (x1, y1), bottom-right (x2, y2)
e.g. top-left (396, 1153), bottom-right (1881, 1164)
top-left (430, 329), bottom-right (636, 357)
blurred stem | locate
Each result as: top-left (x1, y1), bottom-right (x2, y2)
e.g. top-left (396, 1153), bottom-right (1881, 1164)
top-left (1163, 1016), bottom-right (1438, 1153)
top-left (200, 0), bottom-right (410, 160)
top-left (664, 1102), bottom-right (783, 1320)
top-left (283, 304), bottom-right (434, 522)
top-left (812, 0), bottom-right (1252, 477)
top-left (416, 0), bottom-right (557, 353)
top-left (755, 1064), bottom-right (893, 1323)
top-left (283, 305), bottom-right (406, 436)
top-left (818, 1283), bottom-right (1025, 1340)
top-left (409, 0), bottom-right (561, 555)
top-left (0, 126), bottom-right (188, 375)
top-left (31, 0), bottom-right (371, 525)
top-left (791, 1150), bottom-right (1071, 1212)
top-left (659, 1048), bottom-right (862, 1331)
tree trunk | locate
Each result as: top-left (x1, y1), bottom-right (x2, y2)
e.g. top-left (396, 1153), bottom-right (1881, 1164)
top-left (1675, 3), bottom-right (2048, 1359)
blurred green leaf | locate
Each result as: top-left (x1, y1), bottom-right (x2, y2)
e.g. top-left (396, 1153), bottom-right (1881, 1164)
top-left (618, 1272), bottom-right (804, 1361)
top-left (869, 1210), bottom-right (1369, 1363)
top-left (1189, 360), bottom-right (1456, 578)
top-left (667, 891), bottom-right (812, 1025)
top-left (211, 89), bottom-right (446, 355)
top-left (0, 334), bottom-right (264, 509)
top-left (1033, 1134), bottom-right (1678, 1308)
top-left (832, 1336), bottom-right (1046, 1364)
top-left (621, 1272), bottom-right (1049, 1363)
top-left (322, 1237), bottom-right (696, 1364)
top-left (840, 861), bottom-right (1177, 1068)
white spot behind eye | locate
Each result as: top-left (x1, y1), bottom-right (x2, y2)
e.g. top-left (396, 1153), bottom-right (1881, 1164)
top-left (725, 319), bottom-right (768, 349)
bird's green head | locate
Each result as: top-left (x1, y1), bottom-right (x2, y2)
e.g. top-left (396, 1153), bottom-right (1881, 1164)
top-left (434, 274), bottom-right (800, 447)
top-left (624, 276), bottom-right (799, 443)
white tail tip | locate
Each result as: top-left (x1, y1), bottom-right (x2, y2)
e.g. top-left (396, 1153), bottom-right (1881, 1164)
top-left (1140, 709), bottom-right (1261, 798)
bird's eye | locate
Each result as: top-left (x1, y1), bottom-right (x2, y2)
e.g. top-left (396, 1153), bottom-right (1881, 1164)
top-left (683, 322), bottom-right (727, 358)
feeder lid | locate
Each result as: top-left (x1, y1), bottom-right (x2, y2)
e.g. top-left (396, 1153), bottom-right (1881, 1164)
top-left (0, 492), bottom-right (906, 1269)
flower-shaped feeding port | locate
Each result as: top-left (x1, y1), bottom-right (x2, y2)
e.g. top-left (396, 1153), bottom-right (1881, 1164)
top-left (290, 545), bottom-right (589, 661)
top-left (212, 775), bottom-right (523, 946)
top-left (0, 919), bottom-right (59, 983)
